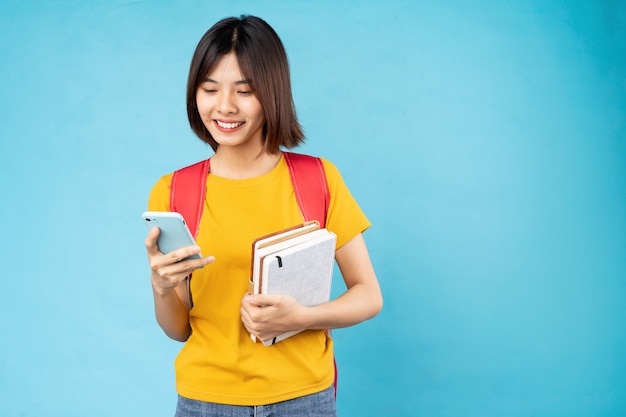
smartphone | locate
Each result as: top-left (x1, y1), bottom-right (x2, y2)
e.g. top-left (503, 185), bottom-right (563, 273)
top-left (142, 211), bottom-right (201, 261)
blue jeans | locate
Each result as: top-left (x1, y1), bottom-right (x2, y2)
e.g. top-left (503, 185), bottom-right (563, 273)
top-left (174, 385), bottom-right (337, 417)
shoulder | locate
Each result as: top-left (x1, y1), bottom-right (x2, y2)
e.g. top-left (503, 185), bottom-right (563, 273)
top-left (319, 157), bottom-right (340, 177)
top-left (147, 172), bottom-right (174, 211)
top-left (151, 172), bottom-right (174, 193)
top-left (284, 152), bottom-right (342, 179)
top-left (317, 157), bottom-right (348, 190)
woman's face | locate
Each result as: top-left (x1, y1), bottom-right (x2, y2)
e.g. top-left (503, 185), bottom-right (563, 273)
top-left (196, 53), bottom-right (265, 151)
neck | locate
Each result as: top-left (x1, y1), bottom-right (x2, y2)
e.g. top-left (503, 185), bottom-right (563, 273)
top-left (211, 147), bottom-right (282, 180)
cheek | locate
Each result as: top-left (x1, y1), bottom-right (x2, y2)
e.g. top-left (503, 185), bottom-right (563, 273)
top-left (195, 92), bottom-right (211, 117)
top-left (195, 102), bottom-right (214, 131)
top-left (248, 102), bottom-right (265, 124)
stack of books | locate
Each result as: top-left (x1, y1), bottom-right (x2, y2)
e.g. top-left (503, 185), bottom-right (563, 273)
top-left (249, 221), bottom-right (337, 345)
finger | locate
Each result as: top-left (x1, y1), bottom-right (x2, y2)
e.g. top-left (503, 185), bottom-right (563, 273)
top-left (168, 255), bottom-right (215, 277)
top-left (150, 253), bottom-right (214, 286)
top-left (240, 298), bottom-right (256, 320)
top-left (150, 259), bottom-right (188, 280)
top-left (144, 227), bottom-right (161, 254)
top-left (176, 254), bottom-right (215, 273)
top-left (164, 245), bottom-right (204, 264)
top-left (197, 255), bottom-right (216, 266)
top-left (240, 308), bottom-right (257, 334)
top-left (240, 308), bottom-right (265, 340)
top-left (245, 293), bottom-right (278, 307)
top-left (240, 306), bottom-right (251, 326)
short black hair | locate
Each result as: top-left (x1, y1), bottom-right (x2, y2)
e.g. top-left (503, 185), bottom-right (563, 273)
top-left (186, 15), bottom-right (304, 153)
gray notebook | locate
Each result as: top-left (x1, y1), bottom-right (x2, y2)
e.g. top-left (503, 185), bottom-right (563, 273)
top-left (259, 230), bottom-right (336, 345)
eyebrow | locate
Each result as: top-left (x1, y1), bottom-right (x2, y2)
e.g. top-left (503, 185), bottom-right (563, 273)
top-left (203, 77), bottom-right (250, 85)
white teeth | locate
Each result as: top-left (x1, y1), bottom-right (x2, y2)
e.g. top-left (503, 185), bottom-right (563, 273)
top-left (216, 120), bottom-right (243, 129)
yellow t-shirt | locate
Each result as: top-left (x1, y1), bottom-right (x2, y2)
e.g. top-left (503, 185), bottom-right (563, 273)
top-left (148, 153), bottom-right (370, 406)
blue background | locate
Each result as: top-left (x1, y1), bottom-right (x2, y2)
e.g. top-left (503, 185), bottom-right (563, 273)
top-left (1, 1), bottom-right (625, 416)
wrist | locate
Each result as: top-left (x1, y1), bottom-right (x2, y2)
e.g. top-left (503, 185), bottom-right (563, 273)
top-left (151, 274), bottom-right (177, 296)
top-left (298, 305), bottom-right (316, 330)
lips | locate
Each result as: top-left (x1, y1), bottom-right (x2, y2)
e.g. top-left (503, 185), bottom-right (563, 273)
top-left (215, 120), bottom-right (244, 129)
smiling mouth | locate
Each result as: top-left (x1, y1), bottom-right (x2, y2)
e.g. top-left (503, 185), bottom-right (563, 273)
top-left (215, 120), bottom-right (244, 129)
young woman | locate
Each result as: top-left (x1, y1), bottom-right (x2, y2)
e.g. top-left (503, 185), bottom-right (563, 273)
top-left (145, 15), bottom-right (382, 417)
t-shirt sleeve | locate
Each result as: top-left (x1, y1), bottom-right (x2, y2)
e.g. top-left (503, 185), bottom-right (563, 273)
top-left (147, 173), bottom-right (173, 212)
top-left (322, 159), bottom-right (371, 248)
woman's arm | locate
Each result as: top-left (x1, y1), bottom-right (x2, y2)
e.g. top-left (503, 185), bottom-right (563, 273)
top-left (151, 280), bottom-right (192, 342)
top-left (319, 232), bottom-right (383, 326)
top-left (145, 227), bottom-right (215, 342)
top-left (240, 233), bottom-right (382, 341)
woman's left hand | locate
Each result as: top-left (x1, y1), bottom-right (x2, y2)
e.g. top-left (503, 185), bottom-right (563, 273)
top-left (240, 293), bottom-right (307, 343)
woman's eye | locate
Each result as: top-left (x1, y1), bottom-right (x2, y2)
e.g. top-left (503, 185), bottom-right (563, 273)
top-left (238, 90), bottom-right (252, 95)
top-left (203, 88), bottom-right (217, 93)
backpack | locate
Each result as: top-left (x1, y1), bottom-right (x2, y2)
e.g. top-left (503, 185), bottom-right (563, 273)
top-left (169, 151), bottom-right (338, 396)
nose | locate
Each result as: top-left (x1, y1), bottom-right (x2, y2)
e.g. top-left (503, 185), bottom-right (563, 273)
top-left (217, 91), bottom-right (237, 114)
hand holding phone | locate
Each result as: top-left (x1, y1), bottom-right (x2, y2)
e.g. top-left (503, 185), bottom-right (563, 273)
top-left (142, 211), bottom-right (201, 261)
top-left (143, 211), bottom-right (213, 313)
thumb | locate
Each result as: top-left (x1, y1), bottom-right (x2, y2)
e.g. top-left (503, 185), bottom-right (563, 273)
top-left (145, 227), bottom-right (161, 252)
top-left (244, 293), bottom-right (275, 307)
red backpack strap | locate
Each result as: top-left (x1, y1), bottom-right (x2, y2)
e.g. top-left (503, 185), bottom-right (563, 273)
top-left (170, 159), bottom-right (210, 238)
top-left (283, 152), bottom-right (330, 228)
